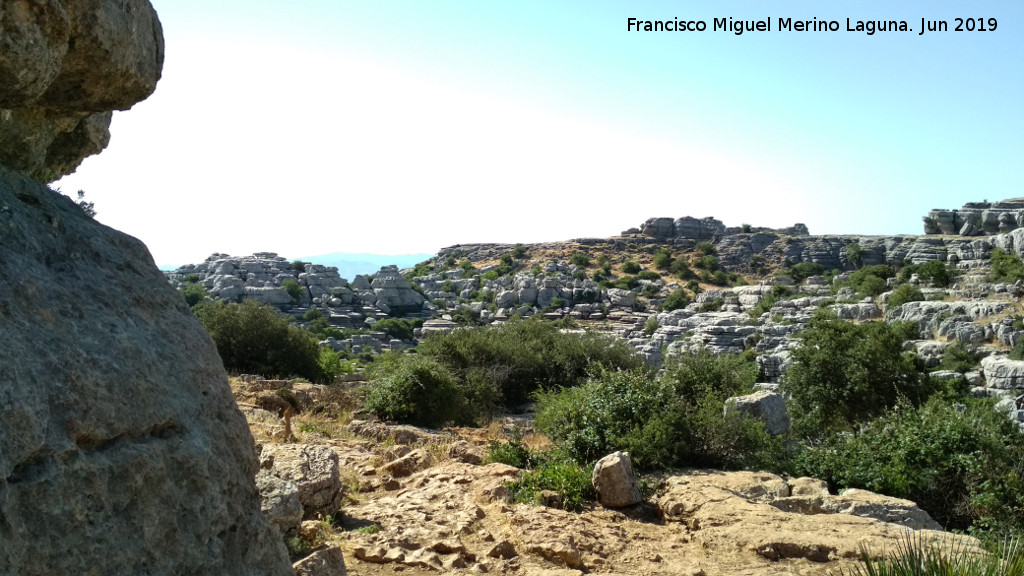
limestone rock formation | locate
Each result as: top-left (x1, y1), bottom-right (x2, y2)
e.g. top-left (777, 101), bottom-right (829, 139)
top-left (724, 391), bottom-right (790, 435)
top-left (0, 167), bottom-right (291, 574)
top-left (592, 452), bottom-right (642, 508)
top-left (924, 199), bottom-right (1024, 236)
top-left (260, 443), bottom-right (344, 520)
top-left (0, 0), bottom-right (164, 181)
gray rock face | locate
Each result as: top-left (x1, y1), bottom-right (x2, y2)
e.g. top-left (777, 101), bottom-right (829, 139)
top-left (0, 0), bottom-right (164, 180)
top-left (592, 452), bottom-right (642, 508)
top-left (924, 199), bottom-right (1024, 236)
top-left (294, 546), bottom-right (347, 576)
top-left (260, 444), bottom-right (343, 520)
top-left (981, 355), bottom-right (1024, 390)
top-left (371, 265), bottom-right (425, 313)
top-left (724, 391), bottom-right (790, 435)
top-left (0, 167), bottom-right (291, 575)
top-left (257, 472), bottom-right (303, 536)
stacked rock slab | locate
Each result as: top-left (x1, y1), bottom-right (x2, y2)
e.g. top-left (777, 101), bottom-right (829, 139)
top-left (0, 167), bottom-right (292, 574)
top-left (0, 0), bottom-right (164, 181)
top-left (923, 199), bottom-right (1024, 236)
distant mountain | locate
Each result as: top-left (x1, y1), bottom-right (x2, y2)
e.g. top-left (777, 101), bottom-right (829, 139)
top-left (296, 252), bottom-right (435, 280)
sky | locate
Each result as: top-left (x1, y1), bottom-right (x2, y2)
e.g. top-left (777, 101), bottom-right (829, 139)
top-left (54, 0), bottom-right (1024, 268)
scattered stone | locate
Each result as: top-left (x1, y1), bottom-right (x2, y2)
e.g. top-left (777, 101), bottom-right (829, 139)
top-left (293, 546), bottom-right (347, 576)
top-left (592, 451), bottom-right (643, 508)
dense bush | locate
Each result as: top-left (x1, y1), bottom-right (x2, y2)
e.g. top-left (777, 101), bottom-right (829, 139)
top-left (363, 353), bottom-right (490, 427)
top-left (990, 248), bottom-right (1024, 283)
top-left (939, 341), bottom-right (982, 373)
top-left (653, 249), bottom-right (673, 270)
top-left (569, 252), bottom-right (591, 267)
top-left (781, 311), bottom-right (931, 436)
top-left (671, 257), bottom-right (696, 279)
top-left (662, 288), bottom-right (691, 311)
top-left (695, 241), bottom-right (717, 256)
top-left (794, 397), bottom-right (1024, 535)
top-left (888, 283), bottom-right (925, 309)
top-left (364, 317), bottom-right (644, 425)
top-left (788, 261), bottom-right (824, 283)
top-left (507, 449), bottom-right (596, 512)
top-left (193, 299), bottom-right (328, 382)
top-left (373, 318), bottom-right (415, 341)
top-left (282, 279), bottom-right (304, 303)
top-left (636, 270), bottom-right (660, 281)
top-left (181, 283), bottom-right (207, 307)
top-left (536, 354), bottom-right (782, 471)
top-left (845, 242), bottom-right (863, 268)
top-left (695, 255), bottom-right (719, 271)
top-left (621, 260), bottom-right (641, 274)
top-left (847, 265), bottom-right (896, 297)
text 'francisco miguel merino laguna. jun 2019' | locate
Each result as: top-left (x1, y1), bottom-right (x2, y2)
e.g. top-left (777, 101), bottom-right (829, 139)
top-left (626, 16), bottom-right (999, 36)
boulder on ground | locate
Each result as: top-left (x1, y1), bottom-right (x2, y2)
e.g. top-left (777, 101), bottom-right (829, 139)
top-left (261, 444), bottom-right (343, 519)
top-left (724, 391), bottom-right (790, 435)
top-left (592, 451), bottom-right (642, 508)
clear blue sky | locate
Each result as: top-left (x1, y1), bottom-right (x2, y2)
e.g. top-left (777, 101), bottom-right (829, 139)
top-left (55, 0), bottom-right (1023, 266)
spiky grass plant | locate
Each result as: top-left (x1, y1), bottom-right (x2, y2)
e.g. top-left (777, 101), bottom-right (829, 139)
top-left (839, 533), bottom-right (1024, 576)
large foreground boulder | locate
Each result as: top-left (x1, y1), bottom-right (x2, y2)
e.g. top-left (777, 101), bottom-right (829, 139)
top-left (0, 167), bottom-right (291, 574)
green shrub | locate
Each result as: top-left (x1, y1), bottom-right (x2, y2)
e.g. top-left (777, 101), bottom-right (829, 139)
top-left (182, 283), bottom-right (207, 307)
top-left (643, 316), bottom-right (660, 336)
top-left (636, 270), bottom-right (660, 281)
top-left (918, 260), bottom-right (953, 287)
top-left (512, 244), bottom-right (528, 259)
top-left (364, 353), bottom-right (486, 427)
top-left (695, 241), bottom-right (717, 256)
top-left (788, 261), bottom-right (824, 283)
top-left (781, 311), bottom-right (932, 436)
top-left (671, 258), bottom-right (695, 280)
top-left (486, 427), bottom-right (532, 469)
top-left (699, 299), bottom-right (723, 312)
top-left (193, 299), bottom-right (327, 382)
top-left (848, 265), bottom-right (896, 297)
top-left (407, 262), bottom-right (433, 279)
top-left (282, 279), bottom-right (304, 303)
top-left (841, 533), bottom-right (1024, 576)
top-left (415, 316), bottom-right (644, 409)
top-left (303, 308), bottom-right (325, 321)
top-left (748, 286), bottom-right (791, 319)
top-left (185, 273), bottom-right (200, 284)
top-left (569, 252), bottom-right (591, 267)
top-left (662, 288), bottom-right (691, 311)
top-left (451, 307), bottom-right (481, 326)
top-left (507, 449), bottom-right (595, 512)
top-left (500, 253), bottom-right (515, 266)
top-left (1009, 339), bottom-right (1024, 362)
top-left (653, 249), bottom-right (673, 270)
top-left (621, 260), bottom-right (641, 274)
top-left (536, 356), bottom-right (781, 471)
top-left (695, 255), bottom-right (719, 271)
top-left (846, 242), bottom-right (863, 268)
top-left (795, 397), bottom-right (1024, 535)
top-left (441, 280), bottom-right (456, 293)
top-left (990, 248), bottom-right (1024, 283)
top-left (530, 264), bottom-right (543, 276)
top-left (613, 276), bottom-right (639, 290)
top-left (888, 283), bottom-right (925, 309)
top-left (290, 260), bottom-right (308, 272)
top-left (482, 270), bottom-right (499, 281)
top-left (939, 341), bottom-right (982, 372)
top-left (373, 318), bottom-right (415, 341)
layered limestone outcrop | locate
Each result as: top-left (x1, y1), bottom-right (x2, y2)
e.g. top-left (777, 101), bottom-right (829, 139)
top-left (0, 0), bottom-right (164, 181)
top-left (0, 167), bottom-right (291, 574)
top-left (924, 199), bottom-right (1024, 236)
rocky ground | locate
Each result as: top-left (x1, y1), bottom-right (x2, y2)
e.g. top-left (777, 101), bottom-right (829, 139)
top-left (236, 376), bottom-right (986, 576)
